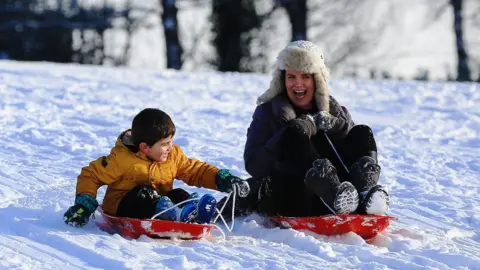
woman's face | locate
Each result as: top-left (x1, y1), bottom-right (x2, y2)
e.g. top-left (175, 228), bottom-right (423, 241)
top-left (284, 70), bottom-right (315, 110)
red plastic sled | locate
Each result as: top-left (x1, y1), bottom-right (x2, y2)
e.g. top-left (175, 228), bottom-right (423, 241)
top-left (96, 210), bottom-right (214, 240)
top-left (269, 214), bottom-right (397, 241)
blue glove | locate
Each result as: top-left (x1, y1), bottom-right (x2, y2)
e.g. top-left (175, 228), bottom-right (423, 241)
top-left (63, 194), bottom-right (98, 227)
top-left (216, 169), bottom-right (250, 198)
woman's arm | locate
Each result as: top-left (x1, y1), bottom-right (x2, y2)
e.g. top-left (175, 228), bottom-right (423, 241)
top-left (326, 96), bottom-right (355, 139)
top-left (244, 105), bottom-right (286, 178)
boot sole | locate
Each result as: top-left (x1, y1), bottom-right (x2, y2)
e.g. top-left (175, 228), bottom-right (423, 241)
top-left (334, 182), bottom-right (359, 214)
top-left (359, 185), bottom-right (390, 215)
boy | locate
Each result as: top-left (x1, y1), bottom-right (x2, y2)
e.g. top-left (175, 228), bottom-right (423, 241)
top-left (64, 108), bottom-right (250, 227)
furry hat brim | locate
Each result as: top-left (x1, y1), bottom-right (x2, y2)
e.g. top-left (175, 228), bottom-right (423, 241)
top-left (257, 41), bottom-right (330, 112)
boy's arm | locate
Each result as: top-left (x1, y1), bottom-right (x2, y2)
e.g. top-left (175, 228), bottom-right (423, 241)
top-left (174, 146), bottom-right (219, 190)
top-left (76, 154), bottom-right (123, 198)
top-left (65, 153), bottom-right (124, 227)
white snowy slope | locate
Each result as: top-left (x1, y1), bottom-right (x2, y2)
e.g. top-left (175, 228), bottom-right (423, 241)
top-left (0, 60), bottom-right (478, 270)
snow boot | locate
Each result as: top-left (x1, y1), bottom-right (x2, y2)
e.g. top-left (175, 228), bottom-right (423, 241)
top-left (349, 156), bottom-right (389, 215)
top-left (305, 158), bottom-right (359, 214)
top-left (179, 193), bottom-right (201, 223)
top-left (179, 193), bottom-right (217, 224)
top-left (195, 194), bottom-right (217, 224)
top-left (154, 196), bottom-right (179, 221)
top-left (357, 184), bottom-right (389, 215)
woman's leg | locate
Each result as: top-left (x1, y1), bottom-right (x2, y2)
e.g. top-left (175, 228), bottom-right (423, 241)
top-left (341, 125), bottom-right (380, 191)
top-left (342, 125), bottom-right (389, 214)
top-left (269, 126), bottom-right (325, 217)
top-left (344, 125), bottom-right (378, 165)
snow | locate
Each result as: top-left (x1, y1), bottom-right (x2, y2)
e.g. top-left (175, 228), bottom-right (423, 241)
top-left (365, 190), bottom-right (389, 216)
top-left (0, 60), bottom-right (479, 269)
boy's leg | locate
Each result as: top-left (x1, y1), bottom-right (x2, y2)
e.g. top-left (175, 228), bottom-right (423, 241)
top-left (116, 185), bottom-right (161, 219)
top-left (164, 188), bottom-right (190, 205)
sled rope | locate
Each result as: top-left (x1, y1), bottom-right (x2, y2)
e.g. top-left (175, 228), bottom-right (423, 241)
top-left (149, 187), bottom-right (237, 237)
top-left (323, 132), bottom-right (349, 175)
top-left (150, 198), bottom-right (200, 220)
top-left (213, 185), bottom-right (237, 232)
top-left (320, 197), bottom-right (337, 215)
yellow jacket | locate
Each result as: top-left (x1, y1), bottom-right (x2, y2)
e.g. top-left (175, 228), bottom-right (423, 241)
top-left (75, 131), bottom-right (219, 216)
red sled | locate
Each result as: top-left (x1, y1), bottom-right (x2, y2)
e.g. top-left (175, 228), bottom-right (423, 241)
top-left (269, 214), bottom-right (397, 241)
top-left (96, 209), bottom-right (215, 240)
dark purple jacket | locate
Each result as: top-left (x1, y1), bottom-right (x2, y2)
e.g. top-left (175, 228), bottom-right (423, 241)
top-left (244, 95), bottom-right (355, 179)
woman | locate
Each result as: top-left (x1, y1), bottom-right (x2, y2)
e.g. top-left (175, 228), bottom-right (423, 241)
top-left (220, 40), bottom-right (389, 218)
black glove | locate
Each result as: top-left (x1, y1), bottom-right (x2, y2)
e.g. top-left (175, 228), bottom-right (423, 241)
top-left (313, 111), bottom-right (339, 132)
top-left (215, 169), bottom-right (250, 198)
top-left (63, 194), bottom-right (98, 227)
top-left (288, 114), bottom-right (317, 137)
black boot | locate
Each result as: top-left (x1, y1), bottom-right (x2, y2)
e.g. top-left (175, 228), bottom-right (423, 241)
top-left (349, 156), bottom-right (389, 215)
top-left (305, 159), bottom-right (359, 214)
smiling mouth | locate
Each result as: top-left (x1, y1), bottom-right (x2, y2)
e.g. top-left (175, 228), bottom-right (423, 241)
top-left (293, 89), bottom-right (307, 98)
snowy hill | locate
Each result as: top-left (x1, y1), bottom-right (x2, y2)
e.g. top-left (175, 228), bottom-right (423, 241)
top-left (0, 60), bottom-right (479, 269)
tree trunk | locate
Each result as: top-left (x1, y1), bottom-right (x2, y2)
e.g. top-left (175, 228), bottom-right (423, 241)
top-left (211, 0), bottom-right (257, 72)
top-left (161, 0), bottom-right (183, 69)
top-left (281, 0), bottom-right (307, 41)
top-left (451, 0), bottom-right (471, 81)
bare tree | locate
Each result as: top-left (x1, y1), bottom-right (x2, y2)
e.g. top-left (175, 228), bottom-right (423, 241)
top-left (161, 0), bottom-right (183, 69)
top-left (451, 0), bottom-right (471, 81)
top-left (280, 0), bottom-right (307, 41)
top-left (210, 0), bottom-right (258, 72)
top-left (308, 0), bottom-right (392, 74)
top-left (424, 0), bottom-right (473, 81)
top-left (466, 0), bottom-right (480, 81)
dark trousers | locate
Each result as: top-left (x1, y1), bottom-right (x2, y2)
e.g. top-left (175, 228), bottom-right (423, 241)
top-left (259, 124), bottom-right (377, 217)
top-left (116, 185), bottom-right (190, 219)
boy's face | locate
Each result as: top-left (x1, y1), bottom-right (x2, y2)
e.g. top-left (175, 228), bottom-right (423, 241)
top-left (140, 135), bottom-right (173, 162)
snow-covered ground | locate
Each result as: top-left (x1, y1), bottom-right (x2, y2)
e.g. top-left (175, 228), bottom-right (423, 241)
top-left (0, 60), bottom-right (479, 269)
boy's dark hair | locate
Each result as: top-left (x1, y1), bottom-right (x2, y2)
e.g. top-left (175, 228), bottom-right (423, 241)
top-left (131, 108), bottom-right (176, 147)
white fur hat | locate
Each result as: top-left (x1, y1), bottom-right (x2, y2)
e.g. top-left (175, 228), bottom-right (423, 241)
top-left (256, 40), bottom-right (330, 111)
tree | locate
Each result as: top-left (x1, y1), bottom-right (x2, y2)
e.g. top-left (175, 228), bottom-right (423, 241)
top-left (451, 0), bottom-right (471, 81)
top-left (211, 0), bottom-right (258, 72)
top-left (280, 0), bottom-right (307, 41)
top-left (307, 0), bottom-right (392, 75)
top-left (161, 0), bottom-right (183, 69)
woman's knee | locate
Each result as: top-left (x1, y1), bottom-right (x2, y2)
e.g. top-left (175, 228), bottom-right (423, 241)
top-left (350, 124), bottom-right (373, 136)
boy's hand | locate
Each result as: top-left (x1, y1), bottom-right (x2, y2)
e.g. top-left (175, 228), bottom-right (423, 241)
top-left (63, 194), bottom-right (98, 227)
top-left (63, 204), bottom-right (92, 227)
top-left (216, 169), bottom-right (251, 198)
